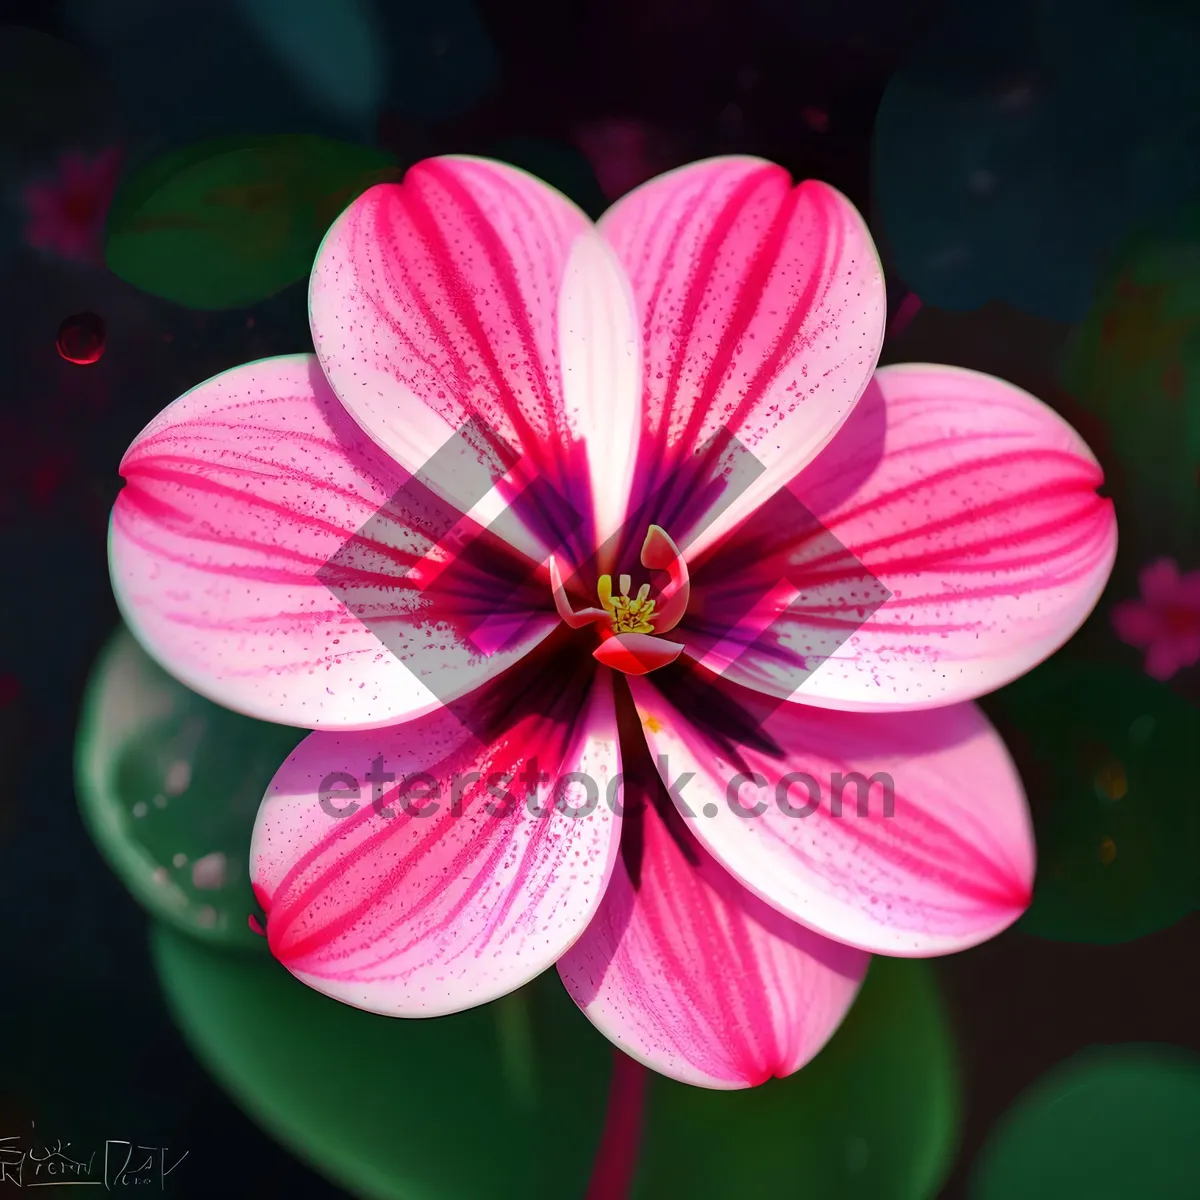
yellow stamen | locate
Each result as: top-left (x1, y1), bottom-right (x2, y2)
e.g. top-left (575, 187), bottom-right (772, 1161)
top-left (594, 528), bottom-right (688, 637)
top-left (610, 592), bottom-right (656, 634)
top-left (597, 574), bottom-right (615, 613)
top-left (597, 573), bottom-right (657, 634)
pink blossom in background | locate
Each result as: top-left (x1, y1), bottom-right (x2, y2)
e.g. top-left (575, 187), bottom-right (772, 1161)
top-left (23, 146), bottom-right (123, 262)
top-left (574, 119), bottom-right (673, 201)
top-left (109, 155), bottom-right (1116, 1090)
top-left (1112, 558), bottom-right (1200, 680)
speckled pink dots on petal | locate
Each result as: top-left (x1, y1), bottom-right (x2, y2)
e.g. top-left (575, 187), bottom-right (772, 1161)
top-left (109, 154), bottom-right (1116, 1089)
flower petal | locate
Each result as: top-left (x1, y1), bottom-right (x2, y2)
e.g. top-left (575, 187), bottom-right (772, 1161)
top-left (557, 231), bottom-right (642, 550)
top-left (311, 156), bottom-right (638, 568)
top-left (558, 740), bottom-right (867, 1088)
top-left (689, 363), bottom-right (1117, 711)
top-left (627, 668), bottom-right (1034, 956)
top-left (252, 665), bottom-right (621, 1016)
top-left (110, 354), bottom-right (555, 729)
top-left (598, 156), bottom-right (885, 557)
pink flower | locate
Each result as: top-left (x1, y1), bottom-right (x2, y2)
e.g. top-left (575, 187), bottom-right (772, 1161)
top-left (110, 157), bottom-right (1116, 1088)
top-left (23, 146), bottom-right (123, 263)
top-left (1112, 558), bottom-right (1200, 681)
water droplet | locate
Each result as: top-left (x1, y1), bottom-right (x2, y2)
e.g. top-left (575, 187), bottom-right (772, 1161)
top-left (172, 852), bottom-right (188, 868)
top-left (191, 851), bottom-right (228, 891)
top-left (56, 312), bottom-right (106, 364)
top-left (131, 801), bottom-right (147, 818)
top-left (968, 169), bottom-right (996, 194)
top-left (164, 759), bottom-right (191, 795)
top-left (1128, 714), bottom-right (1156, 745)
top-left (1094, 760), bottom-right (1127, 802)
top-left (845, 1136), bottom-right (869, 1173)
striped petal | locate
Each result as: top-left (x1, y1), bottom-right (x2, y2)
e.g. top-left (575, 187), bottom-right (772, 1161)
top-left (110, 354), bottom-right (555, 730)
top-left (558, 737), bottom-right (867, 1089)
top-left (598, 156), bottom-right (885, 559)
top-left (252, 663), bottom-right (621, 1016)
top-left (627, 669), bottom-right (1034, 956)
top-left (311, 156), bottom-right (639, 569)
top-left (687, 363), bottom-right (1117, 711)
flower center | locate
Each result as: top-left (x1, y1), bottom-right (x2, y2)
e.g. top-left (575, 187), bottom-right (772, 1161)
top-left (548, 524), bottom-right (691, 676)
top-left (599, 574), bottom-right (656, 634)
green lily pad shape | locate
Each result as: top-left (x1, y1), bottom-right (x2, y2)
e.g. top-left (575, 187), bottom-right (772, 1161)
top-left (105, 134), bottom-right (398, 309)
top-left (632, 958), bottom-right (959, 1200)
top-left (75, 626), bottom-right (305, 950)
top-left (970, 1044), bottom-right (1200, 1200)
top-left (984, 659), bottom-right (1200, 943)
top-left (1060, 201), bottom-right (1200, 556)
top-left (151, 926), bottom-right (612, 1199)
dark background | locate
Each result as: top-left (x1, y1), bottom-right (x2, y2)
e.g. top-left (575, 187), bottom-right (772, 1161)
top-left (1, 0), bottom-right (1197, 1196)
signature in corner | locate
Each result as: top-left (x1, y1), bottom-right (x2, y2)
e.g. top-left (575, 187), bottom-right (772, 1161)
top-left (0, 1132), bottom-right (187, 1190)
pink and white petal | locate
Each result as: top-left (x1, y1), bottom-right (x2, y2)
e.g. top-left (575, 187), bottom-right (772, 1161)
top-left (311, 156), bottom-right (637, 569)
top-left (111, 354), bottom-right (555, 730)
top-left (598, 156), bottom-right (885, 557)
top-left (253, 666), bottom-right (621, 1016)
top-left (627, 671), bottom-right (1034, 956)
top-left (557, 232), bottom-right (642, 552)
top-left (689, 363), bottom-right (1117, 711)
top-left (558, 771), bottom-right (867, 1089)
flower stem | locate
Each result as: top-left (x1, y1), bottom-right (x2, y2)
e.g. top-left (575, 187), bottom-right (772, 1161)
top-left (585, 1050), bottom-right (648, 1199)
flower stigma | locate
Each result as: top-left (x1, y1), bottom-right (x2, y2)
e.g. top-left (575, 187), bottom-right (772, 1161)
top-left (548, 524), bottom-right (691, 676)
top-left (598, 574), bottom-right (656, 634)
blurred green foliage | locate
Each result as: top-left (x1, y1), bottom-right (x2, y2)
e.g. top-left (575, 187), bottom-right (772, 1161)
top-left (984, 658), bottom-right (1200, 943)
top-left (1062, 199), bottom-right (1200, 559)
top-left (75, 626), bottom-right (304, 950)
top-left (105, 135), bottom-right (398, 308)
top-left (970, 1043), bottom-right (1200, 1199)
top-left (152, 926), bottom-right (612, 1199)
top-left (633, 958), bottom-right (960, 1200)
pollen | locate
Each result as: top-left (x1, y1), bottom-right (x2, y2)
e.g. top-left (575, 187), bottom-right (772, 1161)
top-left (598, 573), bottom-right (657, 634)
top-left (643, 714), bottom-right (663, 733)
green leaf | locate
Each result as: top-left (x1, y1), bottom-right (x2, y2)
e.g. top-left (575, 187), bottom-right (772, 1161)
top-left (151, 926), bottom-right (611, 1199)
top-left (632, 958), bottom-right (960, 1200)
top-left (74, 626), bottom-right (305, 950)
top-left (983, 659), bottom-right (1200, 943)
top-left (1060, 201), bottom-right (1200, 555)
top-left (105, 134), bottom-right (399, 309)
top-left (970, 1044), bottom-right (1200, 1200)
